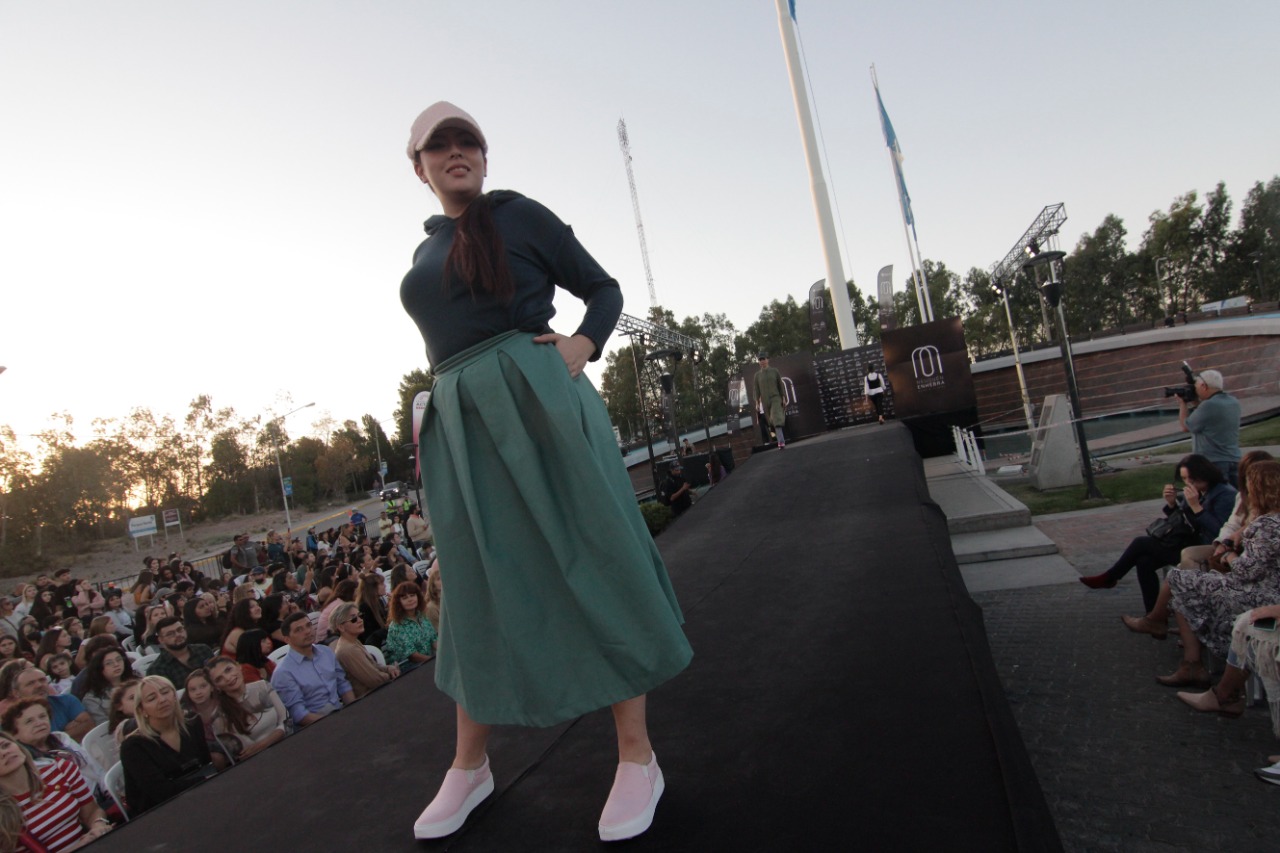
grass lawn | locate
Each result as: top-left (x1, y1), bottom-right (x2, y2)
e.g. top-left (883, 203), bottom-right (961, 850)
top-left (1002, 466), bottom-right (1172, 516)
top-left (1000, 416), bottom-right (1280, 516)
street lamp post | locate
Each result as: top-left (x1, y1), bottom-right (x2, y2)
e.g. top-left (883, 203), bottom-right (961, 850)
top-left (994, 281), bottom-right (1037, 436)
top-left (1023, 251), bottom-right (1102, 499)
top-left (270, 402), bottom-right (315, 533)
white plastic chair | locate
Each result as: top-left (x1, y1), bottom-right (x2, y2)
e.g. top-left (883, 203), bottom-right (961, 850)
top-left (132, 653), bottom-right (159, 677)
top-left (103, 762), bottom-right (129, 822)
top-left (268, 645), bottom-right (291, 664)
top-left (364, 645), bottom-right (386, 667)
top-left (81, 722), bottom-right (113, 770)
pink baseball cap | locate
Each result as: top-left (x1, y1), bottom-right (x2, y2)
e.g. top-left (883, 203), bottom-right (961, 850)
top-left (406, 101), bottom-right (488, 162)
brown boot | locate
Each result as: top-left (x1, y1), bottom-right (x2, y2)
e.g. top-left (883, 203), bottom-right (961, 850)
top-left (1156, 661), bottom-right (1210, 688)
top-left (1121, 614), bottom-right (1168, 640)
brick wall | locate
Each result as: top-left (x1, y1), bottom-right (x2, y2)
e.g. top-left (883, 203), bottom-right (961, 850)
top-left (972, 322), bottom-right (1280, 429)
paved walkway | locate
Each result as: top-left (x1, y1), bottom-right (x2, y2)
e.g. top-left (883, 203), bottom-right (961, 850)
top-left (974, 500), bottom-right (1280, 852)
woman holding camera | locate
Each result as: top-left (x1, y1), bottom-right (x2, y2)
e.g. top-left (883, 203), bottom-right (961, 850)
top-left (1079, 454), bottom-right (1236, 613)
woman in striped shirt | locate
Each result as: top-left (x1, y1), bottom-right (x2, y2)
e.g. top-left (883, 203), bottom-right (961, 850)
top-left (0, 731), bottom-right (111, 851)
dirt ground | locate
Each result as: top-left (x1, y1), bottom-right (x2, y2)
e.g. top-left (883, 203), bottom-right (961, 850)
top-left (11, 496), bottom-right (388, 592)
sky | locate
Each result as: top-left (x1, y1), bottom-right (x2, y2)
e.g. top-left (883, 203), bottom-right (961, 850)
top-left (2, 0), bottom-right (1277, 456)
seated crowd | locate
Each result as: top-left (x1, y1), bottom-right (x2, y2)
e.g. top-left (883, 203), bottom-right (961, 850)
top-left (1081, 452), bottom-right (1280, 784)
top-left (0, 505), bottom-right (440, 850)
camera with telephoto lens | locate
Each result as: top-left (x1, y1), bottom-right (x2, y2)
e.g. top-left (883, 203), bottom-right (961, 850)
top-left (1163, 361), bottom-right (1197, 403)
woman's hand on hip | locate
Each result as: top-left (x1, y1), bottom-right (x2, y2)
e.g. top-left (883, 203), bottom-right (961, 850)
top-left (533, 333), bottom-right (595, 378)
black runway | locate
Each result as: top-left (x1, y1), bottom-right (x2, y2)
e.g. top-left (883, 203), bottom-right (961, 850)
top-left (93, 424), bottom-right (1060, 852)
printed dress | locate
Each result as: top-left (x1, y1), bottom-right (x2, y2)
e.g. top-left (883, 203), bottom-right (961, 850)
top-left (1169, 514), bottom-right (1280, 658)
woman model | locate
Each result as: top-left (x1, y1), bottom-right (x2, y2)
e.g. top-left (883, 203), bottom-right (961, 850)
top-left (0, 732), bottom-right (111, 851)
top-left (400, 102), bottom-right (691, 842)
top-left (330, 602), bottom-right (400, 698)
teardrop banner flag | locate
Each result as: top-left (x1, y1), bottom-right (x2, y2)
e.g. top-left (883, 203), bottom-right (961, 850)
top-left (411, 390), bottom-right (431, 481)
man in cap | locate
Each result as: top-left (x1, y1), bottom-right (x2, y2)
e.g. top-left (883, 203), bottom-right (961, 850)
top-left (1178, 368), bottom-right (1242, 485)
top-left (660, 461), bottom-right (693, 516)
top-left (752, 353), bottom-right (788, 449)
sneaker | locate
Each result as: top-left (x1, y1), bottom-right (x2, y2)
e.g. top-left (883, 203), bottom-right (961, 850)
top-left (413, 756), bottom-right (494, 839)
top-left (1256, 762), bottom-right (1280, 786)
top-left (598, 752), bottom-right (665, 842)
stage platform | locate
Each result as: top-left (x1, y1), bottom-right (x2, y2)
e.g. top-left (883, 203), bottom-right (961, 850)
top-left (94, 424), bottom-right (1060, 852)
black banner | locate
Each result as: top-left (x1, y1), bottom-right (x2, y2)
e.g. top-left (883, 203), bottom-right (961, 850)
top-left (813, 344), bottom-right (895, 429)
top-left (880, 318), bottom-right (975, 418)
top-left (742, 351), bottom-right (826, 440)
top-left (808, 279), bottom-right (830, 349)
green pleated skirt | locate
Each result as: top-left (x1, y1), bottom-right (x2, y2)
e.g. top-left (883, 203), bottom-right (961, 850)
top-left (420, 331), bottom-right (692, 727)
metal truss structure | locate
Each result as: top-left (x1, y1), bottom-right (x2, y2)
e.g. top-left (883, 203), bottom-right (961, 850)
top-left (615, 312), bottom-right (699, 353)
top-left (989, 203), bottom-right (1068, 285)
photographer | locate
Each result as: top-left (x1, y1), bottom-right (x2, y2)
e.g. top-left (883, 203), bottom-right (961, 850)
top-left (1178, 368), bottom-right (1241, 486)
top-left (1080, 454), bottom-right (1236, 614)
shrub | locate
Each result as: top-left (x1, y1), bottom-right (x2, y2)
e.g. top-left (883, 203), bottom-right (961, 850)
top-left (639, 502), bottom-right (673, 536)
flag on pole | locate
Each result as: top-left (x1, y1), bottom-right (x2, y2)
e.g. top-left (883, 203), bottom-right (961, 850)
top-left (875, 84), bottom-right (916, 240)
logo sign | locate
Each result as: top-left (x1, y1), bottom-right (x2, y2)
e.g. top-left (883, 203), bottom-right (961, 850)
top-left (162, 509), bottom-right (181, 528)
top-left (283, 477), bottom-right (293, 497)
top-left (881, 318), bottom-right (975, 418)
top-left (877, 265), bottom-right (896, 331)
top-left (128, 515), bottom-right (158, 538)
top-left (808, 279), bottom-right (830, 349)
top-left (910, 345), bottom-right (945, 390)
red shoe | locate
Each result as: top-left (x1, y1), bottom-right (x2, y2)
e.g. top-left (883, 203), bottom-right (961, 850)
top-left (1079, 573), bottom-right (1117, 589)
top-left (599, 752), bottom-right (664, 842)
top-left (413, 757), bottom-right (494, 839)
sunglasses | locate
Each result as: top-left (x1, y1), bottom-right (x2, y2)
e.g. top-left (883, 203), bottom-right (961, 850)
top-left (347, 615), bottom-right (363, 624)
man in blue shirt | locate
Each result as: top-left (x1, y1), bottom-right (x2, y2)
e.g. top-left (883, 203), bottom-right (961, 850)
top-left (13, 664), bottom-right (93, 741)
top-left (271, 611), bottom-right (355, 727)
top-left (349, 508), bottom-right (367, 537)
top-left (1179, 369), bottom-right (1242, 485)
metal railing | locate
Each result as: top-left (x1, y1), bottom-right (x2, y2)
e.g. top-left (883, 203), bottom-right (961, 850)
top-left (952, 426), bottom-right (986, 475)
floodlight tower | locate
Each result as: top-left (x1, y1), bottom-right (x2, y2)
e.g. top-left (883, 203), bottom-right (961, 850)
top-left (618, 118), bottom-right (658, 310)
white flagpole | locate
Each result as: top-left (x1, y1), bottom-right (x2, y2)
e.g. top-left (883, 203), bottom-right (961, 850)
top-left (912, 230), bottom-right (935, 322)
top-left (775, 0), bottom-right (858, 349)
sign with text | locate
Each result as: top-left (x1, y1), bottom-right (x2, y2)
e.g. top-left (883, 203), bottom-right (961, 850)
top-left (128, 515), bottom-right (158, 538)
top-left (881, 318), bottom-right (975, 418)
top-left (283, 477), bottom-right (293, 497)
top-left (162, 509), bottom-right (181, 528)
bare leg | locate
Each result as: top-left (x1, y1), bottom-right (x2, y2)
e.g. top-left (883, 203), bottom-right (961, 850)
top-left (1175, 612), bottom-right (1202, 664)
top-left (1215, 664), bottom-right (1248, 700)
top-left (1148, 582), bottom-right (1172, 622)
top-left (453, 704), bottom-right (491, 770)
top-left (611, 695), bottom-right (653, 764)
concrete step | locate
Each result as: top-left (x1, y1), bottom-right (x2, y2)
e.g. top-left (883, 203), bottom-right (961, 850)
top-left (924, 463), bottom-right (1032, 534)
top-left (950, 525), bottom-right (1060, 565)
top-left (958, 553), bottom-right (1080, 594)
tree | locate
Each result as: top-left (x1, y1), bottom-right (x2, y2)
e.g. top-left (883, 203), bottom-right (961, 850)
top-left (1061, 214), bottom-right (1142, 333)
top-left (1141, 190), bottom-right (1204, 312)
top-left (734, 296), bottom-right (812, 365)
top-left (1196, 182), bottom-right (1234, 302)
top-left (392, 369), bottom-right (434, 450)
top-left (1228, 176), bottom-right (1280, 301)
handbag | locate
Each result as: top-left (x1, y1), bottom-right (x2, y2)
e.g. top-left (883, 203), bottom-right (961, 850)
top-left (1146, 503), bottom-right (1196, 544)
